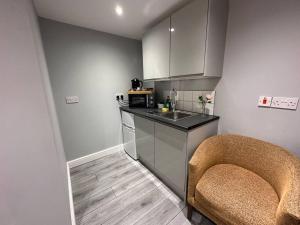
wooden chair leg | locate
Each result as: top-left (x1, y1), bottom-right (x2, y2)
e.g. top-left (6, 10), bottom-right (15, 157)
top-left (187, 203), bottom-right (193, 220)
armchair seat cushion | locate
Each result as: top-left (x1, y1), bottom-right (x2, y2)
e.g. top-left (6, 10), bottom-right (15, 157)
top-left (195, 164), bottom-right (279, 225)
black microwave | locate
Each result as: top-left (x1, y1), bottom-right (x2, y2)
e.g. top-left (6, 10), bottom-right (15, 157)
top-left (128, 92), bottom-right (154, 108)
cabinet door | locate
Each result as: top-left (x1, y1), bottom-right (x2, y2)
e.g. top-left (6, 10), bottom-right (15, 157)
top-left (170, 0), bottom-right (209, 77)
top-left (135, 116), bottom-right (155, 168)
top-left (155, 123), bottom-right (187, 193)
top-left (142, 17), bottom-right (170, 80)
top-left (122, 125), bottom-right (137, 159)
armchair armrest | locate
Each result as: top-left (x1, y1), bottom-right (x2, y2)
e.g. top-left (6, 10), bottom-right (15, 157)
top-left (276, 160), bottom-right (300, 225)
top-left (187, 136), bottom-right (224, 203)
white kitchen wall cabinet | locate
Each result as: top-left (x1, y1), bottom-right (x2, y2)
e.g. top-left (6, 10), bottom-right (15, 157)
top-left (170, 0), bottom-right (208, 77)
top-left (142, 0), bottom-right (228, 80)
top-left (142, 17), bottom-right (170, 80)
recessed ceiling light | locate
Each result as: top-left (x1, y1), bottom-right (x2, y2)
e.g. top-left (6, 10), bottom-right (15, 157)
top-left (169, 27), bottom-right (175, 32)
top-left (115, 5), bottom-right (123, 16)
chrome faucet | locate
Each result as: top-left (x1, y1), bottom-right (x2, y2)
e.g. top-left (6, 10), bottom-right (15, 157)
top-left (170, 88), bottom-right (177, 112)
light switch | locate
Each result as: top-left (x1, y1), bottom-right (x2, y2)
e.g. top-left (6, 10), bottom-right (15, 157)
top-left (271, 97), bottom-right (299, 110)
top-left (258, 96), bottom-right (272, 107)
top-left (66, 96), bottom-right (79, 104)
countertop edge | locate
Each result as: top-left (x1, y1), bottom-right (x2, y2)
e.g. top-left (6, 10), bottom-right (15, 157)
top-left (120, 107), bottom-right (220, 131)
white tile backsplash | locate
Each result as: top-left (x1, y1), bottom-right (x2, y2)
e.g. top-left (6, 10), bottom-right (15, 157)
top-left (192, 102), bottom-right (202, 113)
top-left (176, 100), bottom-right (184, 110)
top-left (183, 101), bottom-right (193, 111)
top-left (163, 90), bottom-right (170, 99)
top-left (173, 90), bottom-right (216, 115)
top-left (192, 91), bottom-right (202, 102)
top-left (183, 91), bottom-right (193, 101)
top-left (177, 91), bottom-right (184, 101)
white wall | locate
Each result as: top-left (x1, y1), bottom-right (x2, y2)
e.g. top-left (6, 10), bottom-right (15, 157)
top-left (215, 0), bottom-right (300, 157)
top-left (0, 0), bottom-right (72, 224)
top-left (39, 18), bottom-right (143, 161)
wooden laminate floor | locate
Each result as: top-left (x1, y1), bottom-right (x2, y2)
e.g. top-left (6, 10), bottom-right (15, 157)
top-left (70, 151), bottom-right (215, 225)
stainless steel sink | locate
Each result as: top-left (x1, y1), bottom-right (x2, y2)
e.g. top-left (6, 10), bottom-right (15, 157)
top-left (147, 110), bottom-right (193, 121)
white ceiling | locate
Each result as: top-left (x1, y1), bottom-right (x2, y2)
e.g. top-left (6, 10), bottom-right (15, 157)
top-left (33, 0), bottom-right (190, 40)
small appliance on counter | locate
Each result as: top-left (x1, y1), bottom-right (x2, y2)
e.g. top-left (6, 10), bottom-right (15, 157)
top-left (128, 88), bottom-right (155, 108)
top-left (131, 78), bottom-right (143, 90)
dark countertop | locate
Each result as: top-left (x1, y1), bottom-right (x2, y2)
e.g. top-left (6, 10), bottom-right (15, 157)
top-left (120, 107), bottom-right (219, 131)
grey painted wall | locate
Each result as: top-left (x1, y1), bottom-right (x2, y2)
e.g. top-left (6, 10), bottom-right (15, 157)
top-left (215, 0), bottom-right (300, 157)
top-left (0, 0), bottom-right (71, 224)
top-left (39, 18), bottom-right (143, 161)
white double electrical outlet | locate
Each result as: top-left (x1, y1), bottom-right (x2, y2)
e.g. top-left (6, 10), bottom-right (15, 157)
top-left (258, 96), bottom-right (299, 110)
top-left (115, 93), bottom-right (124, 100)
top-left (271, 97), bottom-right (299, 110)
top-left (66, 96), bottom-right (79, 104)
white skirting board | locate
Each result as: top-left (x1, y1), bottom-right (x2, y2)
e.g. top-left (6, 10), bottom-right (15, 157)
top-left (67, 144), bottom-right (124, 168)
top-left (66, 164), bottom-right (76, 225)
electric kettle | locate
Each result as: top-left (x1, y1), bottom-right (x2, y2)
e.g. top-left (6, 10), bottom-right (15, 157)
top-left (131, 78), bottom-right (143, 90)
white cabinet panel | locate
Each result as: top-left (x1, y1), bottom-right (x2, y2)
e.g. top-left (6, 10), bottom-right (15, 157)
top-left (121, 111), bottom-right (135, 129)
top-left (204, 0), bottom-right (229, 76)
top-left (142, 17), bottom-right (170, 80)
top-left (154, 123), bottom-right (187, 193)
top-left (135, 116), bottom-right (155, 168)
top-left (170, 0), bottom-right (209, 77)
top-left (122, 125), bottom-right (137, 159)
top-left (142, 0), bottom-right (228, 79)
top-left (133, 114), bottom-right (219, 199)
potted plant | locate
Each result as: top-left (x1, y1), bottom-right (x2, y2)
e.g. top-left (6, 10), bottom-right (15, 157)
top-left (198, 94), bottom-right (213, 114)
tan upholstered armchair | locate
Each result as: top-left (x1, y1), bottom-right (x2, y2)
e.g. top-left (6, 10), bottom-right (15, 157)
top-left (187, 134), bottom-right (300, 225)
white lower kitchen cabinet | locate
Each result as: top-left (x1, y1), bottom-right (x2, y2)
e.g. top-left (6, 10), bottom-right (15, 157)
top-left (134, 115), bottom-right (219, 200)
top-left (155, 123), bottom-right (187, 195)
top-left (135, 116), bottom-right (155, 168)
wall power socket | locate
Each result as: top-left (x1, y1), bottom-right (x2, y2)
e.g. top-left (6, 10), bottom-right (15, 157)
top-left (66, 96), bottom-right (79, 104)
top-left (258, 96), bottom-right (299, 110)
top-left (115, 93), bottom-right (124, 101)
top-left (271, 97), bottom-right (299, 110)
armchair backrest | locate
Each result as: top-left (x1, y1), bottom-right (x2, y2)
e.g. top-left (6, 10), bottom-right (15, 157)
top-left (220, 135), bottom-right (300, 201)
